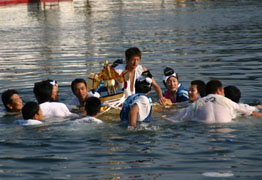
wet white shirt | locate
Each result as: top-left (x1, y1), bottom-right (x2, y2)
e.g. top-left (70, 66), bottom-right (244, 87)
top-left (175, 94), bottom-right (255, 123)
top-left (73, 116), bottom-right (103, 124)
top-left (15, 119), bottom-right (43, 126)
top-left (40, 102), bottom-right (75, 119)
top-left (131, 95), bottom-right (151, 122)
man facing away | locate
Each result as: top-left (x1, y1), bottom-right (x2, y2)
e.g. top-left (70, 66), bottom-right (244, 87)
top-left (73, 97), bottom-right (103, 124)
top-left (174, 80), bottom-right (262, 123)
top-left (34, 80), bottom-right (76, 119)
top-left (120, 70), bottom-right (153, 128)
top-left (15, 101), bottom-right (44, 126)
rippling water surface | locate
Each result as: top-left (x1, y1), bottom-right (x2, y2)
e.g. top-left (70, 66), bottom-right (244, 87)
top-left (0, 0), bottom-right (262, 179)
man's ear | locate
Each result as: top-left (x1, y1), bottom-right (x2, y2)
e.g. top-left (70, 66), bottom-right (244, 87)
top-left (217, 87), bottom-right (224, 96)
top-left (33, 114), bottom-right (37, 120)
top-left (6, 103), bottom-right (13, 110)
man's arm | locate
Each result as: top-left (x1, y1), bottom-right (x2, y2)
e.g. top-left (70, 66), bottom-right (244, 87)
top-left (142, 66), bottom-right (165, 105)
top-left (250, 111), bottom-right (262, 117)
top-left (152, 78), bottom-right (166, 105)
top-left (255, 105), bottom-right (262, 109)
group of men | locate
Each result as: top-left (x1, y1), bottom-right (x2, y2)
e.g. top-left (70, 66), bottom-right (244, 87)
top-left (1, 47), bottom-right (262, 127)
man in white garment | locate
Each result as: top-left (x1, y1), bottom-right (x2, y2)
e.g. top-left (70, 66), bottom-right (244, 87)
top-left (114, 47), bottom-right (165, 104)
top-left (174, 80), bottom-right (262, 123)
top-left (73, 97), bottom-right (103, 124)
top-left (34, 80), bottom-right (77, 119)
top-left (16, 101), bottom-right (43, 126)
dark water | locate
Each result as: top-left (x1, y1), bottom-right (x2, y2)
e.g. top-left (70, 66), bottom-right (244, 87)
top-left (1, 0), bottom-right (262, 179)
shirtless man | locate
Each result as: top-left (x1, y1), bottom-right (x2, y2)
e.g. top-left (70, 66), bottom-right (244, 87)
top-left (114, 47), bottom-right (165, 104)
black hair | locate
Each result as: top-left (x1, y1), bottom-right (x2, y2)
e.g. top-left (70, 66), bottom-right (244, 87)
top-left (85, 97), bottom-right (101, 116)
top-left (191, 80), bottom-right (206, 97)
top-left (1, 89), bottom-right (19, 111)
top-left (112, 59), bottom-right (124, 68)
top-left (125, 47), bottom-right (142, 61)
top-left (224, 85), bottom-right (241, 103)
top-left (206, 80), bottom-right (223, 95)
top-left (22, 101), bottom-right (40, 120)
top-left (33, 80), bottom-right (53, 104)
top-left (141, 70), bottom-right (153, 79)
top-left (71, 78), bottom-right (87, 93)
top-left (47, 79), bottom-right (58, 86)
top-left (135, 77), bottom-right (152, 94)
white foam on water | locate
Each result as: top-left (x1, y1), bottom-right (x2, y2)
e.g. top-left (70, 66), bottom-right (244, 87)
top-left (202, 172), bottom-right (234, 177)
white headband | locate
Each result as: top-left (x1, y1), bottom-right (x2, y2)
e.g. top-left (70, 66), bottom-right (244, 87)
top-left (49, 80), bottom-right (58, 87)
top-left (137, 76), bottom-right (152, 84)
top-left (162, 73), bottom-right (177, 83)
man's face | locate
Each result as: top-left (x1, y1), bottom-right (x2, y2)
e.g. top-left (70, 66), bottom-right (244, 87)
top-left (8, 94), bottom-right (23, 112)
top-left (166, 76), bottom-right (179, 92)
top-left (51, 85), bottom-right (59, 101)
top-left (73, 82), bottom-right (88, 102)
top-left (126, 55), bottom-right (140, 70)
top-left (188, 85), bottom-right (199, 102)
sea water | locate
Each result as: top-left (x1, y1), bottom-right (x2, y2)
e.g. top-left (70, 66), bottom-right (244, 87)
top-left (0, 0), bottom-right (262, 179)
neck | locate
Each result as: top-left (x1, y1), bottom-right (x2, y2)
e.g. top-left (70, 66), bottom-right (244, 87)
top-left (126, 65), bottom-right (136, 72)
top-left (79, 98), bottom-right (87, 106)
top-left (87, 114), bottom-right (98, 118)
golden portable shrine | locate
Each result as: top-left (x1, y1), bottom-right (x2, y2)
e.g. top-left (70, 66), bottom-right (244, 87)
top-left (86, 60), bottom-right (129, 114)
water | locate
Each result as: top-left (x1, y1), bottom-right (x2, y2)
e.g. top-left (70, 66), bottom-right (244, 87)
top-left (1, 0), bottom-right (262, 179)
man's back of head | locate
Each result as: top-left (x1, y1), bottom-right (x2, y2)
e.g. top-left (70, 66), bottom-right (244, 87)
top-left (206, 80), bottom-right (223, 95)
top-left (33, 80), bottom-right (53, 104)
top-left (224, 85), bottom-right (241, 103)
top-left (85, 97), bottom-right (101, 117)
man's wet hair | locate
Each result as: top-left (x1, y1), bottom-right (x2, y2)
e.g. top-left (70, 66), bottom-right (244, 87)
top-left (34, 80), bottom-right (53, 104)
top-left (85, 97), bottom-right (101, 116)
top-left (71, 78), bottom-right (87, 93)
top-left (206, 80), bottom-right (223, 95)
top-left (22, 101), bottom-right (40, 120)
top-left (224, 85), bottom-right (241, 103)
top-left (1, 89), bottom-right (19, 111)
top-left (125, 47), bottom-right (142, 61)
top-left (112, 59), bottom-right (124, 68)
top-left (191, 80), bottom-right (206, 97)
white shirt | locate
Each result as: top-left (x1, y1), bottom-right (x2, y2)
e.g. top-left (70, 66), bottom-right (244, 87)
top-left (175, 94), bottom-right (255, 123)
top-left (40, 102), bottom-right (75, 119)
top-left (73, 116), bottom-right (103, 124)
top-left (131, 95), bottom-right (151, 122)
top-left (15, 119), bottom-right (43, 126)
top-left (114, 64), bottom-right (144, 97)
